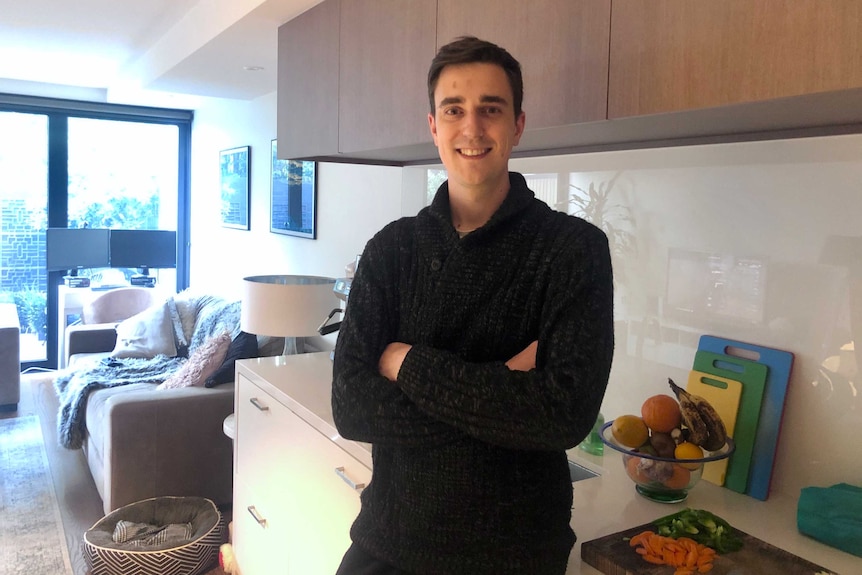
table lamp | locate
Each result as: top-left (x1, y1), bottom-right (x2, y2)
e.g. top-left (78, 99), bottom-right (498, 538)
top-left (241, 275), bottom-right (337, 355)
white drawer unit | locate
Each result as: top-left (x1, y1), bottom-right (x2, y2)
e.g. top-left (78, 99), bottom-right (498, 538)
top-left (232, 354), bottom-right (372, 575)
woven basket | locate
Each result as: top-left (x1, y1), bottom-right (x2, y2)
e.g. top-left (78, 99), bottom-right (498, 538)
top-left (83, 496), bottom-right (225, 575)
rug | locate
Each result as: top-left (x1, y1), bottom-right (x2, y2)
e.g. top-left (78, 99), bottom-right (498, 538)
top-left (0, 415), bottom-right (73, 575)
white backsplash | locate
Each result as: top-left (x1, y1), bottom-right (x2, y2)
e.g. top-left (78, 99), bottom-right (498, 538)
top-left (409, 133), bottom-right (862, 499)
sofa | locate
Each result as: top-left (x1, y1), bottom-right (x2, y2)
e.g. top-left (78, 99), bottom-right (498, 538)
top-left (0, 302), bottom-right (21, 411)
top-left (55, 290), bottom-right (283, 514)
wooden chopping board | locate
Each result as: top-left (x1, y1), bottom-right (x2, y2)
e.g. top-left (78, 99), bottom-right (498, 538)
top-left (581, 521), bottom-right (839, 575)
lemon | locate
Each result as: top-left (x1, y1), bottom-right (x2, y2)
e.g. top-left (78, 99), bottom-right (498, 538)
top-left (674, 441), bottom-right (704, 470)
top-left (611, 415), bottom-right (649, 448)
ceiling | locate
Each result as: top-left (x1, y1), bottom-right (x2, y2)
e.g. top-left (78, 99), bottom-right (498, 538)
top-left (0, 0), bottom-right (322, 101)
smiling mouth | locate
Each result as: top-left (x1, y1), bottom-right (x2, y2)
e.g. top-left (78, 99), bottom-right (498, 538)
top-left (458, 148), bottom-right (491, 157)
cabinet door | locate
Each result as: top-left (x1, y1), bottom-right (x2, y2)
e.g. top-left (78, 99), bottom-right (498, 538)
top-left (233, 478), bottom-right (287, 575)
top-left (234, 372), bottom-right (370, 574)
top-left (277, 0), bottom-right (340, 159)
top-left (437, 0), bottom-right (611, 129)
top-left (235, 375), bottom-right (292, 493)
top-left (281, 404), bottom-right (371, 575)
top-left (338, 0), bottom-right (437, 153)
top-left (234, 377), bottom-right (294, 575)
top-left (609, 0), bottom-right (862, 118)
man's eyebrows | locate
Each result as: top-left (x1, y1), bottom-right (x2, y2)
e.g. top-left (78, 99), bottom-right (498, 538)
top-left (480, 95), bottom-right (508, 105)
top-left (438, 96), bottom-right (464, 107)
top-left (437, 94), bottom-right (509, 107)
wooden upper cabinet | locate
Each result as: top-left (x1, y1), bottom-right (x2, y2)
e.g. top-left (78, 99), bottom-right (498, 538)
top-left (436, 0), bottom-right (611, 130)
top-left (277, 0), bottom-right (340, 159)
top-left (609, 0), bottom-right (862, 118)
top-left (338, 0), bottom-right (437, 154)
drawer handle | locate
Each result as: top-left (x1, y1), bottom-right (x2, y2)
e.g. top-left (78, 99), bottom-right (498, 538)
top-left (334, 466), bottom-right (366, 492)
top-left (249, 397), bottom-right (270, 412)
top-left (247, 505), bottom-right (267, 528)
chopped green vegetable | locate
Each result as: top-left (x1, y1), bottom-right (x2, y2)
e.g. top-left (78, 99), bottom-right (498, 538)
top-left (652, 508), bottom-right (743, 553)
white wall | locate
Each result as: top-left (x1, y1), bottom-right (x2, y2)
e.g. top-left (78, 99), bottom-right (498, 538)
top-left (191, 92), bottom-right (861, 501)
top-left (189, 92), bottom-right (405, 302)
top-left (502, 136), bottom-right (862, 499)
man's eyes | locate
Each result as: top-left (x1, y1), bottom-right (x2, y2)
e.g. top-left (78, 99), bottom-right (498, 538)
top-left (442, 106), bottom-right (502, 116)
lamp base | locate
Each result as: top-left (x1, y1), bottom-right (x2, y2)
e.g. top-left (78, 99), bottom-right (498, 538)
top-left (282, 337), bottom-right (306, 355)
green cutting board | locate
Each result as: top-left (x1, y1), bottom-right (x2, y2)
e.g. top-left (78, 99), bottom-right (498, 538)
top-left (693, 350), bottom-right (768, 493)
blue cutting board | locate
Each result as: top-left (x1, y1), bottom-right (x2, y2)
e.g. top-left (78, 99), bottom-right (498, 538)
top-left (698, 335), bottom-right (794, 500)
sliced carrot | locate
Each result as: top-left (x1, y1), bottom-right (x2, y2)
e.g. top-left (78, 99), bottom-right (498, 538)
top-left (629, 530), bottom-right (653, 547)
top-left (628, 530), bottom-right (717, 573)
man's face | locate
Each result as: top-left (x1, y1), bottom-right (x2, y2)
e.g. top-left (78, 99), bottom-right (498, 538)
top-left (428, 63), bottom-right (525, 195)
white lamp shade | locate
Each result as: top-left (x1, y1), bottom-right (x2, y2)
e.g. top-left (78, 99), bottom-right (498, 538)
top-left (241, 275), bottom-right (337, 338)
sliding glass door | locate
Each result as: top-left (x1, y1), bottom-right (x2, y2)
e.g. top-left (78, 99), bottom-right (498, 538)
top-left (0, 111), bottom-right (49, 364)
top-left (67, 118), bottom-right (179, 288)
top-left (0, 95), bottom-right (191, 370)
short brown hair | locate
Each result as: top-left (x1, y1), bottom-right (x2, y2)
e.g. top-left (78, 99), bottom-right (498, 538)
top-left (427, 36), bottom-right (523, 118)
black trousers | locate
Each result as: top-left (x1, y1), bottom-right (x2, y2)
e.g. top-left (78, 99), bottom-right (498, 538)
top-left (335, 543), bottom-right (410, 575)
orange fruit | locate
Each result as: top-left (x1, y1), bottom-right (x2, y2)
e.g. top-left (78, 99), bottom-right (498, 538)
top-left (625, 455), bottom-right (651, 483)
top-left (663, 465), bottom-right (692, 490)
top-left (641, 394), bottom-right (682, 433)
top-left (674, 441), bottom-right (704, 470)
top-left (611, 415), bottom-right (649, 448)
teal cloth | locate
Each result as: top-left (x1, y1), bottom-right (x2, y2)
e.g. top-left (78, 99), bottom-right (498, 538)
top-left (797, 483), bottom-right (862, 557)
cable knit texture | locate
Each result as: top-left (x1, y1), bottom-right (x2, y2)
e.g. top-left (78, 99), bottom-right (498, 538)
top-left (333, 173), bottom-right (615, 574)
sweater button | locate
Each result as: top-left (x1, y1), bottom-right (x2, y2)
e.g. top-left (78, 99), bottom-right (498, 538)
top-left (430, 258), bottom-right (442, 271)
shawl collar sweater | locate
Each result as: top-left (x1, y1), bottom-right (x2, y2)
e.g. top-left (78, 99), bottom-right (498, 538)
top-left (333, 173), bottom-right (614, 574)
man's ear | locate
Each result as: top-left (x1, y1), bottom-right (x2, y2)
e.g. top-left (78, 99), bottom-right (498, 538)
top-left (513, 111), bottom-right (526, 145)
top-left (428, 113), bottom-right (439, 146)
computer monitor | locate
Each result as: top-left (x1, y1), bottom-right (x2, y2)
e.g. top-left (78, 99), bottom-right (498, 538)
top-left (46, 228), bottom-right (111, 272)
top-left (109, 229), bottom-right (177, 271)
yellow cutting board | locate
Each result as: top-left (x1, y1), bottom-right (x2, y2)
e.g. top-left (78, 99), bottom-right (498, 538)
top-left (686, 370), bottom-right (742, 485)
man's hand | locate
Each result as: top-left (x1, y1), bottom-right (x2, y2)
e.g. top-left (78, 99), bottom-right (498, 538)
top-left (379, 342), bottom-right (412, 381)
top-left (505, 340), bottom-right (538, 371)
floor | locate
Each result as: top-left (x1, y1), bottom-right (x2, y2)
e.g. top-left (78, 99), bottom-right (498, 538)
top-left (5, 372), bottom-right (229, 575)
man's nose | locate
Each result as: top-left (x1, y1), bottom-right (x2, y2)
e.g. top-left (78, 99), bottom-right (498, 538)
top-left (461, 111), bottom-right (485, 137)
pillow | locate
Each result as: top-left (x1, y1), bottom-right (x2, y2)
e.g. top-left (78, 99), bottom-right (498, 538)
top-left (173, 289), bottom-right (223, 344)
top-left (189, 299), bottom-right (241, 354)
top-left (157, 332), bottom-right (231, 390)
top-left (166, 297), bottom-right (189, 357)
top-left (111, 302), bottom-right (178, 359)
top-left (204, 331), bottom-right (259, 388)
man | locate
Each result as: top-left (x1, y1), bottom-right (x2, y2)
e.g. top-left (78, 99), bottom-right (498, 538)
top-left (332, 36), bottom-right (614, 574)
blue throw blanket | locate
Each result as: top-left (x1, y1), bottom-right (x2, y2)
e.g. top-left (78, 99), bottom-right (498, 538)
top-left (54, 355), bottom-right (185, 449)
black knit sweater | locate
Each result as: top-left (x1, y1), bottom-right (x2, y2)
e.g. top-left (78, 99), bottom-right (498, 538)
top-left (332, 173), bottom-right (614, 574)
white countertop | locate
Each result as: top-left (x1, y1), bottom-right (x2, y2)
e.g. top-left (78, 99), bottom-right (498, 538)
top-left (237, 353), bottom-right (856, 575)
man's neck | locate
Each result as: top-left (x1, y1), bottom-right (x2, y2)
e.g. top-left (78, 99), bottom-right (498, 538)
top-left (449, 181), bottom-right (510, 233)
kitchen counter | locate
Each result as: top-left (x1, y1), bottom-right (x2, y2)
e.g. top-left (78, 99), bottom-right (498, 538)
top-left (244, 353), bottom-right (855, 575)
top-left (565, 451), bottom-right (854, 574)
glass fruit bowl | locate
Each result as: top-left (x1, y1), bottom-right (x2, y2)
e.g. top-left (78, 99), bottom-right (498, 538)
top-left (599, 420), bottom-right (735, 503)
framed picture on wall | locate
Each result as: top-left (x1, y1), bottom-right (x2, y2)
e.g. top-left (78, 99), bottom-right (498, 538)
top-left (220, 145), bottom-right (250, 230)
top-left (270, 139), bottom-right (317, 239)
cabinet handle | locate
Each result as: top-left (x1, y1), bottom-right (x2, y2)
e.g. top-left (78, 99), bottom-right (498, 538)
top-left (334, 466), bottom-right (366, 492)
top-left (249, 397), bottom-right (270, 412)
top-left (247, 505), bottom-right (267, 528)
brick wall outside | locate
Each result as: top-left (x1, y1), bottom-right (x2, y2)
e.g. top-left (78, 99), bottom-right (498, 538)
top-left (0, 198), bottom-right (47, 294)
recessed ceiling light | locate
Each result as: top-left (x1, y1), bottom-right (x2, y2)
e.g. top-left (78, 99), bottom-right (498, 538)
top-left (243, 66), bottom-right (264, 72)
